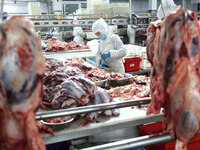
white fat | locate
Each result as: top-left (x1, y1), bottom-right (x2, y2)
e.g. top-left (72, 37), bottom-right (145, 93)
top-left (7, 119), bottom-right (23, 139)
top-left (175, 139), bottom-right (187, 150)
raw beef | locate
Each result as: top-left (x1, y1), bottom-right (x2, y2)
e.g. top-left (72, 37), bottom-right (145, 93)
top-left (109, 72), bottom-right (127, 80)
top-left (147, 7), bottom-right (200, 149)
top-left (44, 116), bottom-right (72, 123)
top-left (107, 82), bottom-right (150, 100)
top-left (45, 41), bottom-right (69, 52)
top-left (42, 65), bottom-right (84, 106)
top-left (36, 121), bottom-right (54, 136)
top-left (65, 57), bottom-right (92, 73)
top-left (131, 75), bottom-right (150, 84)
top-left (41, 57), bottom-right (120, 132)
top-left (87, 68), bottom-right (109, 77)
top-left (51, 76), bottom-right (97, 107)
top-left (0, 16), bottom-right (45, 149)
top-left (45, 58), bottom-right (64, 72)
top-left (81, 87), bottom-right (119, 125)
top-left (44, 41), bottom-right (90, 52)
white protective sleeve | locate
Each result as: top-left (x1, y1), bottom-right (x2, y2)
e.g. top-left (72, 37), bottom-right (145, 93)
top-left (110, 35), bottom-right (127, 59)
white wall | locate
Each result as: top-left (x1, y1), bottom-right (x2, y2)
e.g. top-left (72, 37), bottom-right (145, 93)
top-left (131, 0), bottom-right (197, 13)
top-left (41, 3), bottom-right (49, 14)
top-left (4, 3), bottom-right (28, 14)
top-left (3, 2), bottom-right (48, 14)
top-left (131, 0), bottom-right (148, 13)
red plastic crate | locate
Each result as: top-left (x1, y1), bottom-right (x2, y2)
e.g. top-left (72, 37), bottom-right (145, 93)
top-left (138, 122), bottom-right (200, 150)
top-left (123, 57), bottom-right (142, 72)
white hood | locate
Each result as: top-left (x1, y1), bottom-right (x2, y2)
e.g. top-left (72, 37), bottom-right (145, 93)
top-left (92, 18), bottom-right (112, 41)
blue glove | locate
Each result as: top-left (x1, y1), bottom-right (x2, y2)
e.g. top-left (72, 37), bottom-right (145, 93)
top-left (100, 60), bottom-right (109, 67)
top-left (49, 34), bottom-right (54, 36)
top-left (101, 52), bottom-right (110, 59)
top-left (99, 65), bottom-right (104, 69)
top-left (3, 12), bottom-right (7, 20)
top-left (42, 46), bottom-right (48, 50)
top-left (41, 33), bottom-right (46, 36)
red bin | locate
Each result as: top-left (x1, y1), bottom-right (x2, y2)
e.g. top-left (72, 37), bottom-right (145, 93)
top-left (123, 57), bottom-right (142, 72)
top-left (138, 122), bottom-right (200, 150)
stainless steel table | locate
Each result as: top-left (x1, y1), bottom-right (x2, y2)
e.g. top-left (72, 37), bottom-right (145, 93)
top-left (40, 107), bottom-right (163, 145)
top-left (128, 69), bottom-right (151, 76)
top-left (42, 49), bottom-right (96, 62)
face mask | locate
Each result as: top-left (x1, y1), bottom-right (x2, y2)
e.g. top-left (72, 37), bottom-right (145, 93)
top-left (98, 33), bottom-right (106, 40)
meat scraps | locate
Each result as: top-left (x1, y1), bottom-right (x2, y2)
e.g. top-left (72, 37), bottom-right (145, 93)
top-left (65, 57), bottom-right (92, 73)
top-left (36, 121), bottom-right (54, 136)
top-left (45, 41), bottom-right (90, 52)
top-left (0, 16), bottom-right (45, 149)
top-left (44, 116), bottom-right (72, 124)
top-left (107, 80), bottom-right (150, 100)
top-left (87, 68), bottom-right (109, 77)
top-left (146, 7), bottom-right (200, 149)
top-left (65, 57), bottom-right (133, 82)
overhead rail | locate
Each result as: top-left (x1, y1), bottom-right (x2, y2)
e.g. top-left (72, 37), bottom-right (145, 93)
top-left (36, 97), bottom-right (151, 120)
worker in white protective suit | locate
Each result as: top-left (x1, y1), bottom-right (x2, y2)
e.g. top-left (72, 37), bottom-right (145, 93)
top-left (51, 27), bottom-right (63, 41)
top-left (127, 25), bottom-right (136, 44)
top-left (73, 27), bottom-right (87, 44)
top-left (92, 18), bottom-right (127, 73)
top-left (157, 0), bottom-right (178, 20)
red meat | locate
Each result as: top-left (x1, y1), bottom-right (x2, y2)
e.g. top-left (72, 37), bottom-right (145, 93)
top-left (0, 16), bottom-right (45, 150)
top-left (147, 7), bottom-right (200, 149)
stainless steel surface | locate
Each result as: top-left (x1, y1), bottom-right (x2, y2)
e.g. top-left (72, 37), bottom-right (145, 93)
top-left (43, 48), bottom-right (91, 54)
top-left (36, 97), bottom-right (151, 120)
top-left (42, 50), bottom-right (96, 61)
top-left (41, 107), bottom-right (163, 145)
top-left (129, 69), bottom-right (151, 76)
top-left (41, 117), bottom-right (74, 126)
top-left (94, 79), bottom-right (108, 88)
top-left (81, 132), bottom-right (174, 150)
top-left (32, 18), bottom-right (129, 28)
top-left (41, 117), bottom-right (75, 131)
top-left (8, 14), bottom-right (128, 20)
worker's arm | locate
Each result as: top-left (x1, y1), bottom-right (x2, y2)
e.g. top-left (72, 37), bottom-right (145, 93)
top-left (110, 35), bottom-right (127, 59)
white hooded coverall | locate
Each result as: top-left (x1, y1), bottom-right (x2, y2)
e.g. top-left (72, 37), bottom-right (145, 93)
top-left (92, 18), bottom-right (127, 73)
top-left (73, 27), bottom-right (84, 44)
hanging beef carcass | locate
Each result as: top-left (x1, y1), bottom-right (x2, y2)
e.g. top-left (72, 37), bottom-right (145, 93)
top-left (0, 16), bottom-right (45, 149)
top-left (147, 7), bottom-right (200, 150)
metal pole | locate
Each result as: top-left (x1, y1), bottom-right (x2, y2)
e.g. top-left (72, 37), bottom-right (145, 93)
top-left (35, 97), bottom-right (151, 120)
top-left (0, 0), bottom-right (4, 24)
top-left (81, 132), bottom-right (175, 150)
top-left (81, 131), bottom-right (200, 150)
top-left (182, 0), bottom-right (187, 9)
top-left (129, 0), bottom-right (132, 24)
